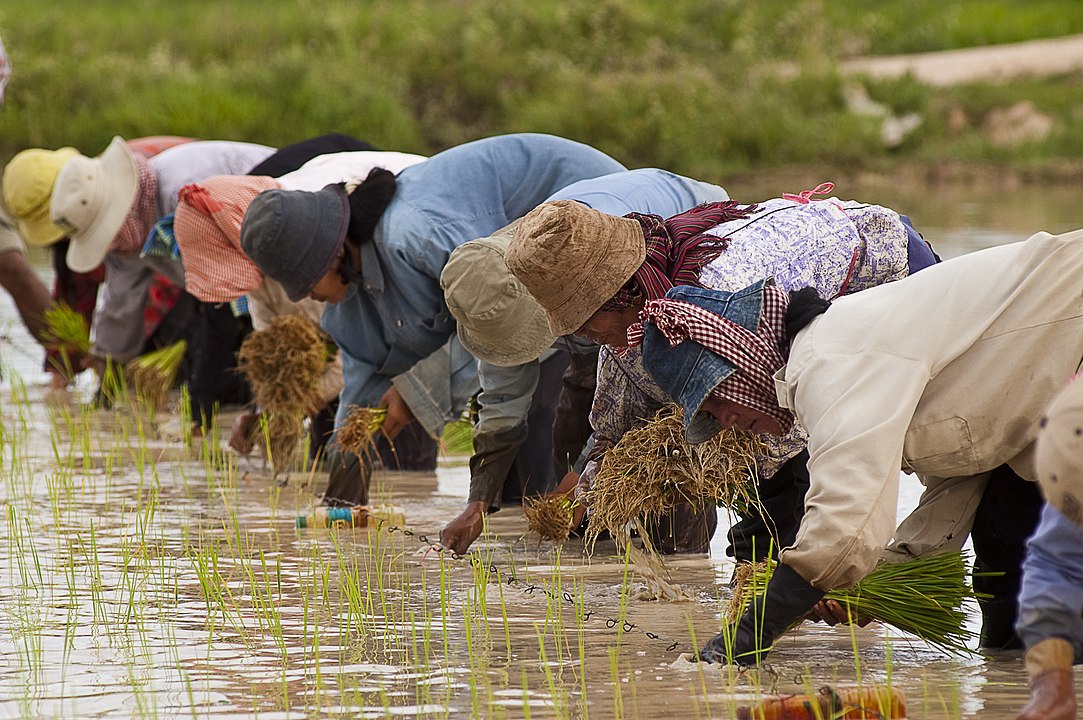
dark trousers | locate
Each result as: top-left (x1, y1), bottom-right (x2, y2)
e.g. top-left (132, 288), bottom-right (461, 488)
top-left (727, 450), bottom-right (811, 563)
top-left (499, 349), bottom-right (576, 506)
top-left (972, 464), bottom-right (1044, 650)
top-left (374, 419), bottom-right (438, 471)
top-left (187, 301), bottom-right (252, 428)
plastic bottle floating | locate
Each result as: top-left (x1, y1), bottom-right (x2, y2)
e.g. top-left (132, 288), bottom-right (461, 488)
top-left (736, 685), bottom-right (906, 720)
top-left (296, 505), bottom-right (406, 529)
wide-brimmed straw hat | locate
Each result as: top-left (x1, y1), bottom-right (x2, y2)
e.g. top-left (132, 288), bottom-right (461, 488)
top-left (1036, 377), bottom-right (1083, 528)
top-left (441, 220), bottom-right (557, 367)
top-left (640, 281), bottom-right (771, 444)
top-left (504, 200), bottom-right (645, 337)
top-left (51, 136), bottom-right (139, 272)
top-left (2, 146), bottom-right (79, 247)
top-left (240, 184), bottom-right (349, 302)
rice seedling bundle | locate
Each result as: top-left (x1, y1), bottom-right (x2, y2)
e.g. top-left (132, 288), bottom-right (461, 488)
top-left (42, 302), bottom-right (91, 355)
top-left (334, 405), bottom-right (387, 458)
top-left (440, 417), bottom-right (474, 455)
top-left (128, 339), bottom-right (187, 411)
top-left (42, 302), bottom-right (91, 378)
top-left (729, 552), bottom-right (982, 656)
top-left (585, 404), bottom-right (760, 544)
top-left (523, 493), bottom-right (574, 544)
top-left (237, 314), bottom-right (329, 415)
top-left (265, 412), bottom-right (305, 474)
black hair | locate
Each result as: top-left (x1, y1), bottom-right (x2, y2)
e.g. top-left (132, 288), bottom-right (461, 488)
top-left (346, 167), bottom-right (397, 247)
top-left (785, 287), bottom-right (831, 343)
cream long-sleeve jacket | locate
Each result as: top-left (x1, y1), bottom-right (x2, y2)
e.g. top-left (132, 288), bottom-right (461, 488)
top-left (774, 228), bottom-right (1083, 590)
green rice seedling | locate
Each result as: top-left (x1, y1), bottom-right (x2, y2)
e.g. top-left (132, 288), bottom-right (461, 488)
top-left (127, 339), bottom-right (187, 414)
top-left (733, 552), bottom-right (983, 656)
top-left (440, 413), bottom-right (474, 456)
top-left (42, 302), bottom-right (91, 376)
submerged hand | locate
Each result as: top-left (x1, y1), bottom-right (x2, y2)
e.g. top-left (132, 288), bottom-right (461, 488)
top-left (228, 411), bottom-right (261, 455)
top-left (551, 471), bottom-right (586, 531)
top-left (440, 501), bottom-right (487, 554)
top-left (379, 386), bottom-right (415, 439)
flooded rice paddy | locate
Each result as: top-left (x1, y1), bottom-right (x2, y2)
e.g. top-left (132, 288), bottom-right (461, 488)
top-left (2, 180), bottom-right (1083, 718)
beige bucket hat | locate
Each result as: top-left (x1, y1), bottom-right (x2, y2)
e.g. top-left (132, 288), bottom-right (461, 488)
top-left (2, 146), bottom-right (80, 247)
top-left (1036, 376), bottom-right (1083, 528)
top-left (50, 136), bottom-right (139, 272)
top-left (504, 200), bottom-right (645, 336)
top-left (441, 220), bottom-right (557, 366)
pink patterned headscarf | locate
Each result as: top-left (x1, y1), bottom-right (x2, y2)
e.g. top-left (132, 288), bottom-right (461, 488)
top-left (174, 175), bottom-right (281, 302)
top-left (109, 152), bottom-right (160, 255)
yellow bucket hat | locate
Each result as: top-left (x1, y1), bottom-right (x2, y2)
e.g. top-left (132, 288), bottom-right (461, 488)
top-left (2, 146), bottom-right (80, 246)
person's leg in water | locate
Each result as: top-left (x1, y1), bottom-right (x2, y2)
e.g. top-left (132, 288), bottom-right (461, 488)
top-left (971, 463), bottom-right (1044, 650)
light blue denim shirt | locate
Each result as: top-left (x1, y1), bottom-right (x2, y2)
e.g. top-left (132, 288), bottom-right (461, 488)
top-left (399, 169), bottom-right (729, 507)
top-left (1016, 504), bottom-right (1083, 659)
top-left (322, 133), bottom-right (626, 428)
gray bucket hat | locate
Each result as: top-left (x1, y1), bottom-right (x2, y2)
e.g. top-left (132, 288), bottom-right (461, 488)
top-left (240, 184), bottom-right (349, 302)
top-left (640, 280), bottom-right (772, 444)
top-left (505, 200), bottom-right (645, 337)
top-left (441, 219), bottom-right (557, 367)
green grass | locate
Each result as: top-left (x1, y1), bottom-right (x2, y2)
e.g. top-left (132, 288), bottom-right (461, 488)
top-left (2, 0), bottom-right (1083, 181)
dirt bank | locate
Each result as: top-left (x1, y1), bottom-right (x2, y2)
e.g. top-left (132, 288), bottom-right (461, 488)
top-left (841, 33), bottom-right (1083, 86)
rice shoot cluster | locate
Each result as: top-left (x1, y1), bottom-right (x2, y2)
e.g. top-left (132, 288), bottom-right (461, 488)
top-left (730, 552), bottom-right (983, 656)
top-left (585, 404), bottom-right (760, 545)
top-left (42, 301), bottom-right (91, 378)
top-left (128, 340), bottom-right (188, 412)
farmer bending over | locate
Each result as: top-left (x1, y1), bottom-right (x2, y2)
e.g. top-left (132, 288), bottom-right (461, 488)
top-left (634, 226), bottom-right (1083, 664)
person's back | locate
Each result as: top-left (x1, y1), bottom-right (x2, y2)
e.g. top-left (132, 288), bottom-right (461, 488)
top-left (325, 133), bottom-right (626, 400)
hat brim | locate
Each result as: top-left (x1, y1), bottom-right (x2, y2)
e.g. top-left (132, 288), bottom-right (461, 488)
top-left (17, 210), bottom-right (68, 248)
top-left (457, 298), bottom-right (558, 367)
top-left (543, 217), bottom-right (646, 337)
top-left (65, 137), bottom-right (139, 272)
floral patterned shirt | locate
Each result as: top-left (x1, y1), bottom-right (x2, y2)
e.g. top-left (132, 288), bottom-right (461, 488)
top-left (583, 197), bottom-right (912, 492)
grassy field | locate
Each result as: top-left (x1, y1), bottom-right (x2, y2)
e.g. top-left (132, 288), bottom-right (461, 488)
top-left (1, 0), bottom-right (1082, 183)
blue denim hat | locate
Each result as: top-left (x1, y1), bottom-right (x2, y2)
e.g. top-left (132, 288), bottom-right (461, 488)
top-left (240, 184), bottom-right (349, 302)
top-left (641, 279), bottom-right (771, 444)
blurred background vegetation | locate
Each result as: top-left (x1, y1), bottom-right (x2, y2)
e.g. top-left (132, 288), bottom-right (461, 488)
top-left (2, 0), bottom-right (1082, 186)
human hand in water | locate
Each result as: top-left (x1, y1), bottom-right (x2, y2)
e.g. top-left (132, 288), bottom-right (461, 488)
top-left (440, 501), bottom-right (487, 554)
top-left (378, 386), bottom-right (415, 439)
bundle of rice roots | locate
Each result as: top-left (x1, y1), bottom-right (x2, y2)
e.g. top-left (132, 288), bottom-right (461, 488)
top-left (335, 405), bottom-right (387, 458)
top-left (729, 552), bottom-right (983, 656)
top-left (128, 340), bottom-right (188, 412)
top-left (523, 493), bottom-right (575, 545)
top-left (238, 314), bottom-right (329, 414)
top-left (585, 404), bottom-right (760, 545)
top-left (238, 314), bottom-right (330, 473)
top-left (265, 412), bottom-right (305, 475)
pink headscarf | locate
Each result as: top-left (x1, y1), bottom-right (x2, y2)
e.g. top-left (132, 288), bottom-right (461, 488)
top-left (174, 175), bottom-right (281, 302)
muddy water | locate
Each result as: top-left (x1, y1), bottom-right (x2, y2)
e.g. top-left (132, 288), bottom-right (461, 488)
top-left (1, 183), bottom-right (1082, 718)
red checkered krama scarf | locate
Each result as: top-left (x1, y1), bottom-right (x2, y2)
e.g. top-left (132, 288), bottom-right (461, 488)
top-left (600, 200), bottom-right (758, 311)
top-left (626, 283), bottom-right (795, 433)
top-left (109, 152), bottom-right (161, 255)
top-left (174, 175), bottom-right (282, 303)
